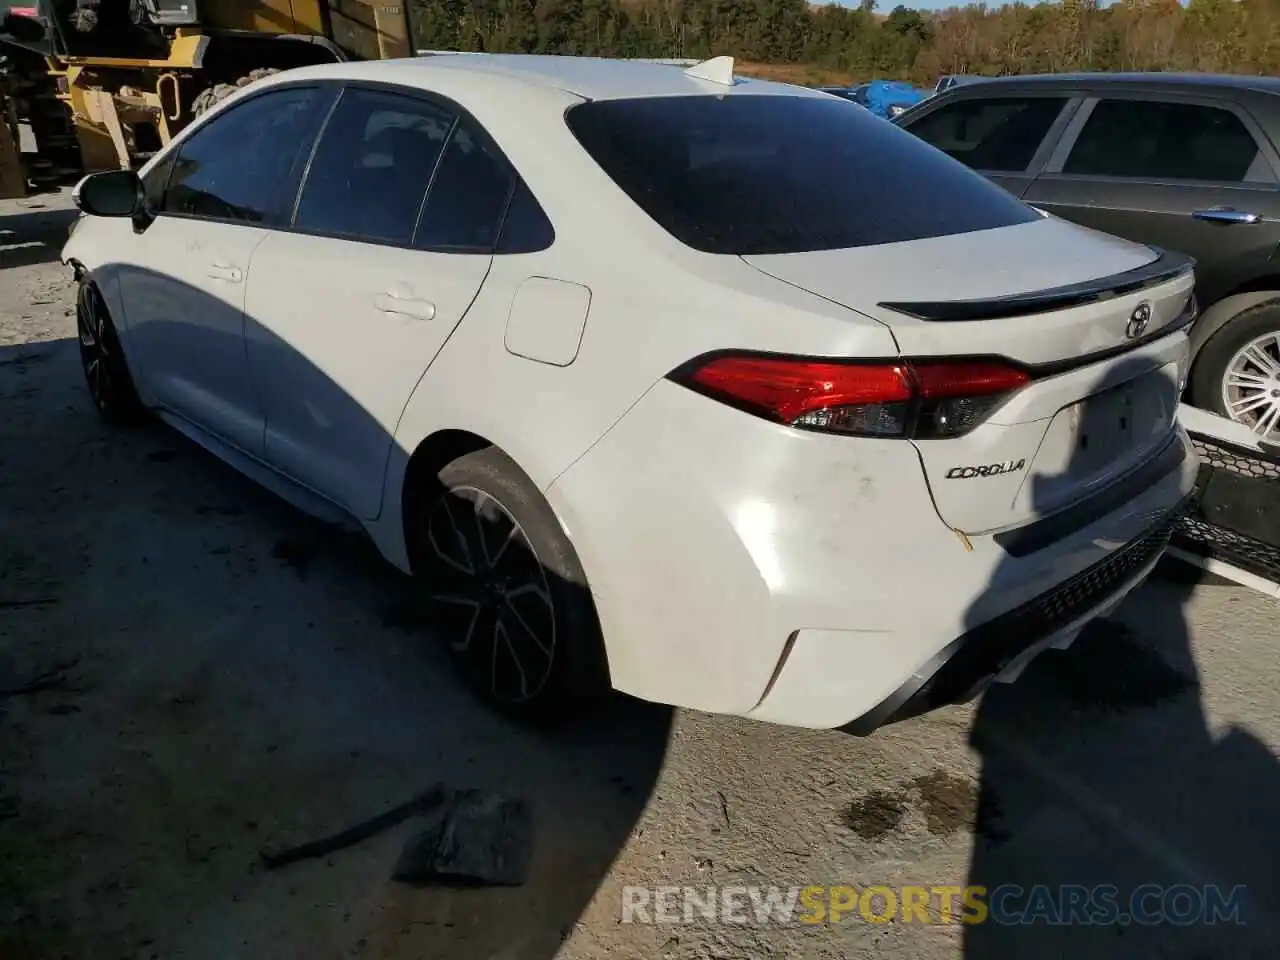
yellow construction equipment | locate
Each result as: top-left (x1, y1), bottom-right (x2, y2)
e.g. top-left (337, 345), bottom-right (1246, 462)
top-left (0, 2), bottom-right (414, 198)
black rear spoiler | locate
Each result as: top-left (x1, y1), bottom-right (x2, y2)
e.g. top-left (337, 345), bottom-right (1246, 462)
top-left (877, 249), bottom-right (1195, 323)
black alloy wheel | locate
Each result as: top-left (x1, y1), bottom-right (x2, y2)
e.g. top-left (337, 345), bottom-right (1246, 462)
top-left (76, 279), bottom-right (143, 423)
top-left (427, 484), bottom-right (559, 707)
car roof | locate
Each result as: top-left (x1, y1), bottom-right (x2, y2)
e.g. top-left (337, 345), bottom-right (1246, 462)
top-left (266, 53), bottom-right (827, 104)
top-left (943, 71), bottom-right (1280, 97)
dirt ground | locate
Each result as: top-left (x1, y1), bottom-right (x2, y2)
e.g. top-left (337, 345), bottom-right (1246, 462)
top-left (733, 61), bottom-right (857, 86)
top-left (3, 192), bottom-right (1280, 960)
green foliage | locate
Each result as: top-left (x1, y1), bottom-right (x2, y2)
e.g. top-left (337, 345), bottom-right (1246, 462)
top-left (408, 0), bottom-right (1280, 83)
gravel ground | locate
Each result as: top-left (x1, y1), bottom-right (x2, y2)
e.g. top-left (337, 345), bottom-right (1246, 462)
top-left (2, 192), bottom-right (1279, 960)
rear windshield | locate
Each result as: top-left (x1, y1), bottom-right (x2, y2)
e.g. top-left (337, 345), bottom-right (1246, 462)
top-left (565, 94), bottom-right (1040, 256)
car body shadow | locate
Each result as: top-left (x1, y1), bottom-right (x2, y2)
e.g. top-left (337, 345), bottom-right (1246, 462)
top-left (958, 355), bottom-right (1280, 957)
top-left (0, 261), bottom-right (672, 959)
top-left (0, 205), bottom-right (79, 271)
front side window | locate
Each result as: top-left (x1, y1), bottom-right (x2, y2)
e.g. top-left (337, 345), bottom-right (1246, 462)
top-left (141, 151), bottom-right (176, 213)
top-left (566, 94), bottom-right (1040, 256)
top-left (904, 96), bottom-right (1068, 173)
top-left (163, 87), bottom-right (325, 223)
top-left (294, 87), bottom-right (455, 245)
top-left (1063, 99), bottom-right (1273, 183)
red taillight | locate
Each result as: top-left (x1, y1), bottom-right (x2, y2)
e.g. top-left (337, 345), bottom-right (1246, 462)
top-left (685, 355), bottom-right (913, 421)
top-left (913, 362), bottom-right (1029, 399)
top-left (671, 353), bottom-right (1029, 439)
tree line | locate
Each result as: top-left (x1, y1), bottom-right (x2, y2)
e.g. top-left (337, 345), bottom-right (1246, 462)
top-left (409, 0), bottom-right (1280, 86)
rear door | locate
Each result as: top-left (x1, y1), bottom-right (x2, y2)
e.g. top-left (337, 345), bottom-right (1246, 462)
top-left (245, 85), bottom-right (513, 520)
top-left (896, 92), bottom-right (1079, 198)
top-left (1023, 94), bottom-right (1280, 306)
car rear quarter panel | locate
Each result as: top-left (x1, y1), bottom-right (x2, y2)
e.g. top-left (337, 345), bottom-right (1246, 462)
top-left (374, 229), bottom-right (899, 576)
top-left (545, 372), bottom-right (1199, 721)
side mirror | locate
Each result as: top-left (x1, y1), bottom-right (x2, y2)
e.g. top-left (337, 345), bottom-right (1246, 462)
top-left (72, 170), bottom-right (142, 218)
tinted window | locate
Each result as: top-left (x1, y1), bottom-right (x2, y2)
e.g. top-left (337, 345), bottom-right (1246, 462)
top-left (566, 95), bottom-right (1040, 256)
top-left (163, 87), bottom-right (322, 223)
top-left (141, 151), bottom-right (176, 212)
top-left (905, 97), bottom-right (1067, 172)
top-left (415, 120), bottom-right (514, 251)
top-left (496, 179), bottom-right (554, 254)
top-left (295, 87), bottom-right (454, 244)
top-left (1063, 99), bottom-right (1272, 183)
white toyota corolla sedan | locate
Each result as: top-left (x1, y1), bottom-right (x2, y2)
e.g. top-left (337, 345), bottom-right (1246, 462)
top-left (62, 54), bottom-right (1199, 732)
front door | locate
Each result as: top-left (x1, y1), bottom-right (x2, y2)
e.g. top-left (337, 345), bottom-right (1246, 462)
top-left (245, 86), bottom-right (515, 519)
top-left (115, 84), bottom-right (333, 455)
top-left (1024, 96), bottom-right (1280, 307)
top-left (118, 216), bottom-right (269, 452)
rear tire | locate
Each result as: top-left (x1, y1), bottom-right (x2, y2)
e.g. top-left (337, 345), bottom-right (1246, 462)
top-left (408, 447), bottom-right (610, 725)
top-left (1190, 299), bottom-right (1280, 448)
top-left (76, 278), bottom-right (145, 425)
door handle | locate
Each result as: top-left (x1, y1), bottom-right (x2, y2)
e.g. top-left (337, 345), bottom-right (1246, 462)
top-left (1192, 207), bottom-right (1261, 225)
top-left (207, 262), bottom-right (243, 282)
top-left (373, 291), bottom-right (436, 321)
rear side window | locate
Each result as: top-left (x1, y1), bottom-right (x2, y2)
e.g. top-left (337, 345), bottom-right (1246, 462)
top-left (565, 95), bottom-right (1040, 256)
top-left (163, 87), bottom-right (324, 223)
top-left (904, 97), bottom-right (1067, 172)
top-left (496, 179), bottom-right (555, 253)
top-left (415, 120), bottom-right (514, 251)
top-left (294, 87), bottom-right (455, 245)
top-left (1063, 99), bottom-right (1273, 184)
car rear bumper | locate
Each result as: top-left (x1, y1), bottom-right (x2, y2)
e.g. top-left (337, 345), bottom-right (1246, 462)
top-left (840, 506), bottom-right (1183, 734)
top-left (546, 378), bottom-right (1199, 730)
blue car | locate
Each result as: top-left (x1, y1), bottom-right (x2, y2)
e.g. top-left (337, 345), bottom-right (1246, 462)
top-left (852, 80), bottom-right (927, 119)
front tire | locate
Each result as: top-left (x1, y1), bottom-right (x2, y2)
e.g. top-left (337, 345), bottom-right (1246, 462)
top-left (191, 68), bottom-right (281, 118)
top-left (409, 447), bottom-right (610, 724)
top-left (76, 279), bottom-right (144, 424)
top-left (1191, 299), bottom-right (1280, 447)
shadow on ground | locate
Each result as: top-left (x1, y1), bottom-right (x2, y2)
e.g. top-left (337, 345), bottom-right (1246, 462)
top-left (0, 204), bottom-right (79, 271)
top-left (0, 313), bottom-right (671, 957)
top-left (959, 357), bottom-right (1280, 958)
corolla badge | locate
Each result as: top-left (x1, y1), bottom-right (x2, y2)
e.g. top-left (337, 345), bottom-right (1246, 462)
top-left (945, 459), bottom-right (1026, 479)
top-left (1126, 301), bottom-right (1153, 340)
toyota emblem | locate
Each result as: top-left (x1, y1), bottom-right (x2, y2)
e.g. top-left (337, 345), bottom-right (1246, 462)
top-left (1126, 301), bottom-right (1153, 340)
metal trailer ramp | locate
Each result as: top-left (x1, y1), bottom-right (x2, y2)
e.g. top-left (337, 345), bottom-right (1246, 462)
top-left (1173, 404), bottom-right (1280, 597)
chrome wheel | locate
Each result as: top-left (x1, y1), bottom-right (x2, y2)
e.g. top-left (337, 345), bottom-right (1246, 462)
top-left (1221, 330), bottom-right (1280, 445)
top-left (76, 282), bottom-right (112, 412)
top-left (426, 486), bottom-right (557, 704)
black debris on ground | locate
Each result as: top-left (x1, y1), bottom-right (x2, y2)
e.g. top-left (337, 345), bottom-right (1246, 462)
top-left (393, 791), bottom-right (533, 888)
top-left (260, 787), bottom-right (532, 888)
